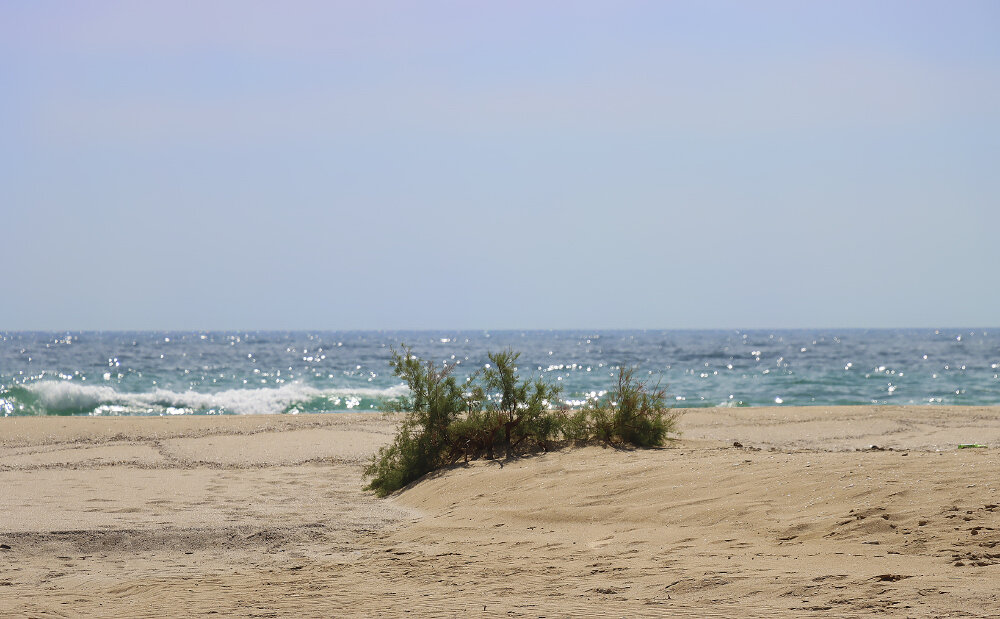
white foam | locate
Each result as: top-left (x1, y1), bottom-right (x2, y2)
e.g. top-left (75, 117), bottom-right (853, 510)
top-left (27, 382), bottom-right (122, 411)
top-left (25, 381), bottom-right (408, 415)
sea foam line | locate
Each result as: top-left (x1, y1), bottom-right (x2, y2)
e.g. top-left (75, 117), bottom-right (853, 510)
top-left (18, 381), bottom-right (409, 415)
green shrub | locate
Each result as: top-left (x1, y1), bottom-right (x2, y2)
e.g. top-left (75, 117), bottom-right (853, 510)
top-left (363, 345), bottom-right (469, 497)
top-left (473, 349), bottom-right (563, 458)
top-left (364, 346), bottom-right (562, 496)
top-left (364, 348), bottom-right (678, 497)
top-left (568, 366), bottom-right (679, 447)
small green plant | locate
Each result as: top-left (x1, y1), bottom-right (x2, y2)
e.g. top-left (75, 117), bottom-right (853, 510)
top-left (364, 346), bottom-right (563, 497)
top-left (364, 348), bottom-right (679, 497)
top-left (566, 366), bottom-right (678, 447)
top-left (363, 345), bottom-right (469, 497)
top-left (471, 349), bottom-right (563, 459)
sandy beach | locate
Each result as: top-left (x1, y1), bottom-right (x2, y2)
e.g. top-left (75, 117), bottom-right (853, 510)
top-left (2, 406), bottom-right (999, 617)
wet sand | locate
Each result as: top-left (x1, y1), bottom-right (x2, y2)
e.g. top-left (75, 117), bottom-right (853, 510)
top-left (2, 406), bottom-right (999, 617)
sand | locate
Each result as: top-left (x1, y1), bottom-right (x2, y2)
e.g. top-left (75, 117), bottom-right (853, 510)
top-left (2, 406), bottom-right (999, 617)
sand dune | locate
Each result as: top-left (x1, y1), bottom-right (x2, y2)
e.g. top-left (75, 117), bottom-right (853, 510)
top-left (2, 406), bottom-right (999, 617)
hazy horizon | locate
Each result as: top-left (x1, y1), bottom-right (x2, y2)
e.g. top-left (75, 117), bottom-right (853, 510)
top-left (3, 326), bottom-right (997, 335)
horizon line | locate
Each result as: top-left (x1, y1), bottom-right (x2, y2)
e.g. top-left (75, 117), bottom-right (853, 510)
top-left (3, 326), bottom-right (996, 334)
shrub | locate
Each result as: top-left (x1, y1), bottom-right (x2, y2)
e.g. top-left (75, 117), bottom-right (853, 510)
top-left (364, 348), bottom-right (678, 497)
top-left (363, 345), bottom-right (469, 497)
top-left (568, 366), bottom-right (678, 447)
top-left (364, 346), bottom-right (562, 496)
top-left (472, 349), bottom-right (563, 459)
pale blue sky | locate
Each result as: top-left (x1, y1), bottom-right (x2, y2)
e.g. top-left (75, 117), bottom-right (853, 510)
top-left (3, 1), bottom-right (998, 330)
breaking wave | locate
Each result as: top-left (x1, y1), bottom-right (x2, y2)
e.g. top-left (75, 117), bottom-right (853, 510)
top-left (0, 381), bottom-right (409, 416)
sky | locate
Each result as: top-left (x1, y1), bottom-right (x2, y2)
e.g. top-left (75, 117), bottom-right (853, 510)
top-left (2, 1), bottom-right (998, 331)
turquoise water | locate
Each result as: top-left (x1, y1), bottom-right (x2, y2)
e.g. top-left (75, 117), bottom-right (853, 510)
top-left (1, 330), bottom-right (997, 416)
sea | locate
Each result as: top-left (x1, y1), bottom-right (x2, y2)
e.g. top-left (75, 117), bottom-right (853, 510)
top-left (1, 330), bottom-right (997, 417)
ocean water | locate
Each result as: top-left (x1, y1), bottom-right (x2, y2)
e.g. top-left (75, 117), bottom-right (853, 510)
top-left (1, 330), bottom-right (997, 416)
